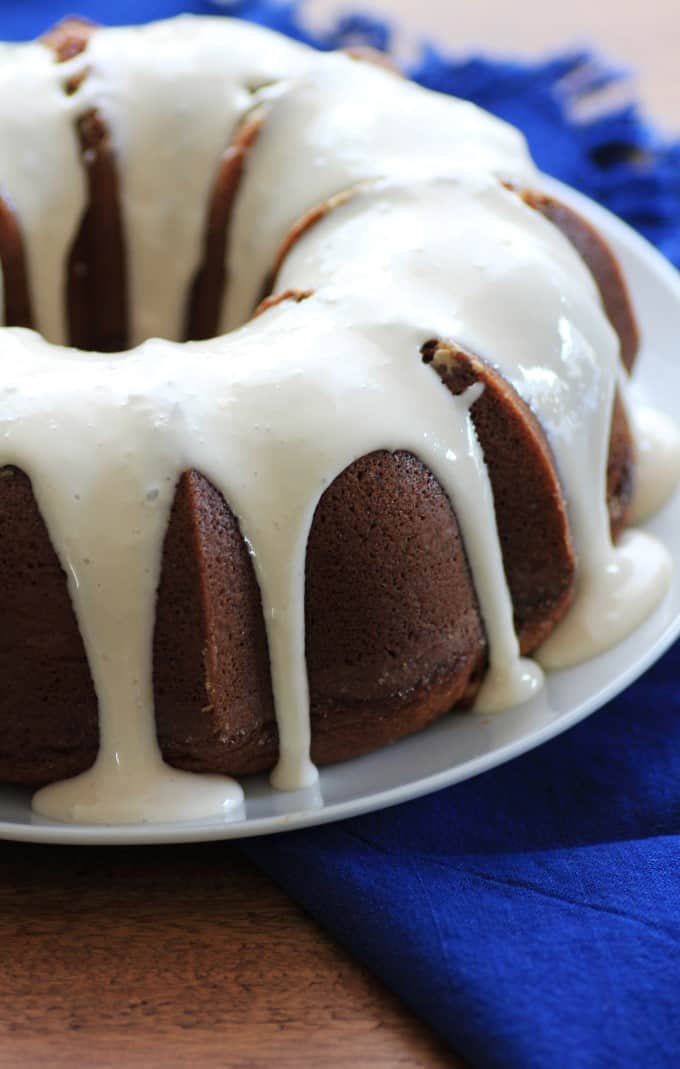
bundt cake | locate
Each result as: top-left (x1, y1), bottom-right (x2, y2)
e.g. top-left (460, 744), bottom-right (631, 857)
top-left (0, 15), bottom-right (677, 823)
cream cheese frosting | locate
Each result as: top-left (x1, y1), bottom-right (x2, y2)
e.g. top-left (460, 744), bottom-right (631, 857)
top-left (0, 15), bottom-right (677, 823)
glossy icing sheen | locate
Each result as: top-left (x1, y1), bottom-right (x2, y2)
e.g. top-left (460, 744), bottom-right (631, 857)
top-left (0, 16), bottom-right (677, 824)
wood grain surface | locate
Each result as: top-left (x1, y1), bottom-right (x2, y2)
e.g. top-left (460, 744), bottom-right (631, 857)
top-left (0, 843), bottom-right (458, 1068)
top-left (0, 2), bottom-right (676, 1067)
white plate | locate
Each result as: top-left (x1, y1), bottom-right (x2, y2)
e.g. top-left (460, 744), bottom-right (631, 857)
top-left (1, 177), bottom-right (679, 845)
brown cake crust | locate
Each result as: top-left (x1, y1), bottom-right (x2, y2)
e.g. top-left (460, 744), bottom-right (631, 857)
top-left (45, 20), bottom-right (273, 348)
top-left (155, 456), bottom-right (487, 775)
top-left (0, 324), bottom-right (586, 783)
top-left (265, 184), bottom-right (638, 539)
top-left (66, 107), bottom-right (129, 352)
top-left (608, 393), bottom-right (635, 536)
top-left (153, 470), bottom-right (278, 775)
top-left (266, 189), bottom-right (357, 301)
top-left (425, 340), bottom-right (634, 548)
top-left (0, 467), bottom-right (98, 785)
top-left (41, 19), bottom-right (130, 352)
top-left (306, 450), bottom-right (487, 763)
top-left (423, 341), bottom-right (576, 651)
top-left (184, 111), bottom-right (266, 341)
top-left (0, 198), bottom-right (33, 331)
top-left (344, 46), bottom-right (401, 74)
top-left (154, 327), bottom-right (584, 776)
top-left (184, 47), bottom-right (400, 336)
top-left (40, 16), bottom-right (96, 61)
top-left (253, 289), bottom-right (313, 317)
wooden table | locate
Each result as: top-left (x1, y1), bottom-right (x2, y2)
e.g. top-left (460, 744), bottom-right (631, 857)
top-left (0, 843), bottom-right (455, 1068)
top-left (1, 3), bottom-right (675, 1066)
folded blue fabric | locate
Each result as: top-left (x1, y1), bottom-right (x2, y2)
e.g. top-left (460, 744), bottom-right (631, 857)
top-left (244, 644), bottom-right (680, 1068)
top-left (5, 2), bottom-right (680, 1065)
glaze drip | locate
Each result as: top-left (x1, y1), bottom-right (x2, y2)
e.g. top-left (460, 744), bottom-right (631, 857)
top-left (0, 42), bottom-right (84, 343)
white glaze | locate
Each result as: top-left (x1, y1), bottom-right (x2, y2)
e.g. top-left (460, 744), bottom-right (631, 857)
top-left (222, 58), bottom-right (537, 328)
top-left (70, 17), bottom-right (315, 345)
top-left (538, 530), bottom-right (672, 669)
top-left (0, 42), bottom-right (85, 343)
top-left (0, 16), bottom-right (675, 824)
top-left (630, 406), bottom-right (680, 522)
top-left (274, 174), bottom-right (673, 676)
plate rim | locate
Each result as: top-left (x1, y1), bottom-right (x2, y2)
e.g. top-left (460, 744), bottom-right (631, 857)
top-left (2, 177), bottom-right (679, 845)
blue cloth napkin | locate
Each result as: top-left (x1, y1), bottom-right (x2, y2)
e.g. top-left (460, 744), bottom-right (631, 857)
top-left (245, 646), bottom-right (680, 1068)
top-left (5, 2), bottom-right (680, 1065)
